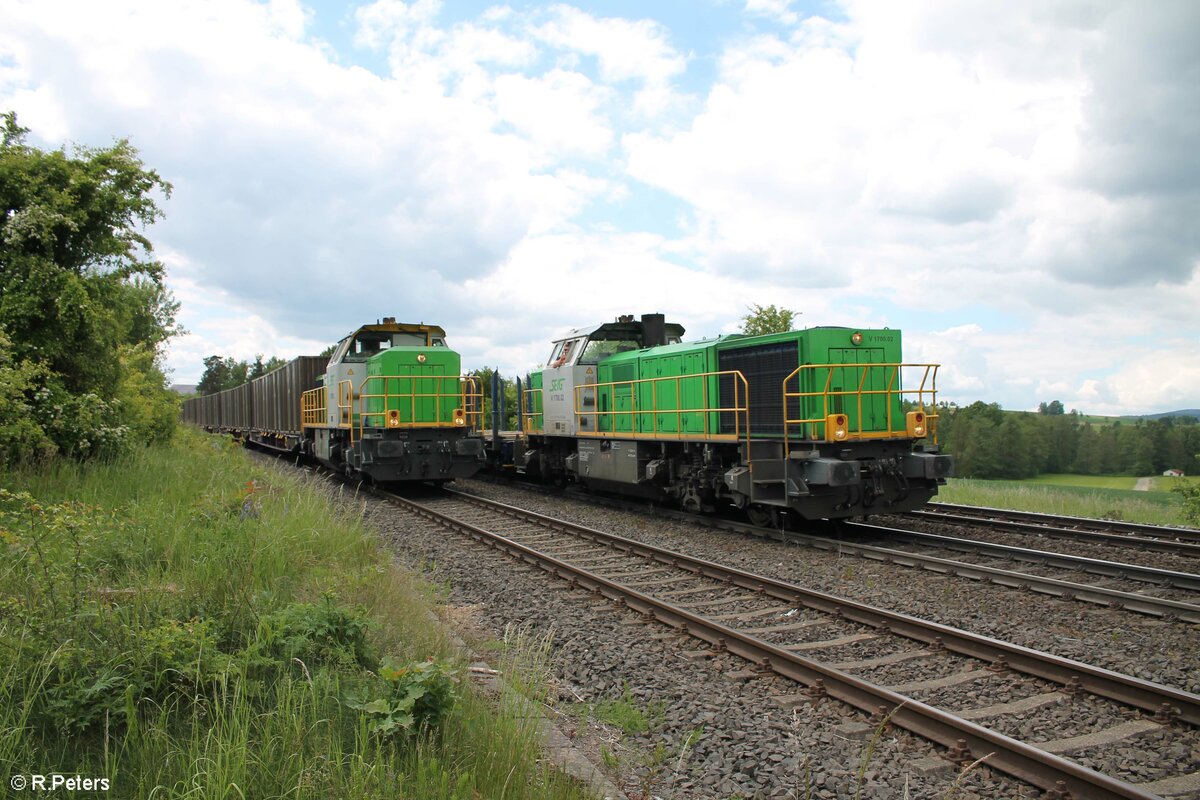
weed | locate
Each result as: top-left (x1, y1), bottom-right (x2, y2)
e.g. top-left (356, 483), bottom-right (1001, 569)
top-left (586, 684), bottom-right (664, 735)
top-left (346, 657), bottom-right (459, 739)
top-left (249, 594), bottom-right (377, 673)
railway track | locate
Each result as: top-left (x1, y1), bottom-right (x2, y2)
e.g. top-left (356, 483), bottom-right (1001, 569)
top-left (839, 522), bottom-right (1200, 614)
top-left (379, 486), bottom-right (1200, 800)
top-left (912, 503), bottom-right (1200, 556)
top-left (465, 476), bottom-right (1200, 624)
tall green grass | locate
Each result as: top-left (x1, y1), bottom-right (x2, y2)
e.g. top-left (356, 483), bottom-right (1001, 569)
top-left (937, 477), bottom-right (1190, 527)
top-left (0, 429), bottom-right (590, 799)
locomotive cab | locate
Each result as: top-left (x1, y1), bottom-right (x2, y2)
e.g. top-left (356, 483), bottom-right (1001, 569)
top-left (538, 314), bottom-right (684, 437)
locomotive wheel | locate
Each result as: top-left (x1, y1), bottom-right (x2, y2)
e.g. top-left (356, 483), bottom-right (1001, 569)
top-left (746, 504), bottom-right (779, 528)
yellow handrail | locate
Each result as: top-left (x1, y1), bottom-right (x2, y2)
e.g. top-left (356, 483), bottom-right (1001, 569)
top-left (300, 383), bottom-right (354, 434)
top-left (354, 374), bottom-right (482, 442)
top-left (782, 363), bottom-right (940, 451)
top-left (338, 380), bottom-right (354, 430)
top-left (300, 387), bottom-right (324, 428)
top-left (522, 388), bottom-right (544, 434)
top-left (572, 370), bottom-right (750, 447)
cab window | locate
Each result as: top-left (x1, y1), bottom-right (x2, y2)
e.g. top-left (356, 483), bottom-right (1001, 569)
top-left (345, 336), bottom-right (383, 361)
top-left (579, 338), bottom-right (640, 365)
top-left (388, 332), bottom-right (428, 347)
top-left (329, 338), bottom-right (352, 366)
top-left (551, 339), bottom-right (581, 368)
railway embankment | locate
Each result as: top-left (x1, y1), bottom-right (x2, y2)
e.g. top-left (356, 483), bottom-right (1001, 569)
top-left (0, 430), bottom-right (593, 800)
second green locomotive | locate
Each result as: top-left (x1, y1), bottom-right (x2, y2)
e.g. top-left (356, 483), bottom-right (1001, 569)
top-left (514, 314), bottom-right (952, 523)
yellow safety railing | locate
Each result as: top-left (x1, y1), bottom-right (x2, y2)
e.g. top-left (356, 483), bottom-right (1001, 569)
top-left (783, 363), bottom-right (940, 450)
top-left (522, 388), bottom-right (544, 434)
top-left (573, 370), bottom-right (750, 445)
top-left (301, 387), bottom-right (324, 428)
top-left (354, 375), bottom-right (482, 442)
top-left (300, 382), bottom-right (354, 430)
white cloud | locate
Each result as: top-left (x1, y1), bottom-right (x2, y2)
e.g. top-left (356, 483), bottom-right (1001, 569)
top-left (744, 0), bottom-right (799, 26)
top-left (533, 5), bottom-right (686, 115)
top-left (493, 69), bottom-right (613, 159)
top-left (354, 0), bottom-right (441, 50)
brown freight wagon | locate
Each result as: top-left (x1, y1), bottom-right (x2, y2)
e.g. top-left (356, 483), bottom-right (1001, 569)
top-left (181, 392), bottom-right (223, 430)
top-left (219, 381), bottom-right (254, 433)
top-left (247, 356), bottom-right (325, 452)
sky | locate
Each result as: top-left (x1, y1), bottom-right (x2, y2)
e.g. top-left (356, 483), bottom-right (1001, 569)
top-left (1, 0), bottom-right (1197, 415)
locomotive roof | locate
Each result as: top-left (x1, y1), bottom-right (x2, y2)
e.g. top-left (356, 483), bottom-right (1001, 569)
top-left (552, 319), bottom-right (686, 343)
top-left (342, 321), bottom-right (447, 339)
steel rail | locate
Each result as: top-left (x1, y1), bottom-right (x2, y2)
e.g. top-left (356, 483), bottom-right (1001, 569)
top-left (907, 508), bottom-right (1200, 557)
top-left (384, 488), bottom-right (1184, 800)
top-left (783, 527), bottom-right (1200, 624)
top-left (926, 502), bottom-right (1200, 542)
top-left (464, 475), bottom-right (1200, 622)
top-left (440, 489), bottom-right (1199, 724)
top-left (847, 521), bottom-right (1200, 591)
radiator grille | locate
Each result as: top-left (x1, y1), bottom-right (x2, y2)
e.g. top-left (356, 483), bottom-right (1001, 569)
top-left (718, 342), bottom-right (799, 435)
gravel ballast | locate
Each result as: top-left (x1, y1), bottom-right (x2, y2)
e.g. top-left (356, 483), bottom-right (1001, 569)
top-left (347, 475), bottom-right (1200, 799)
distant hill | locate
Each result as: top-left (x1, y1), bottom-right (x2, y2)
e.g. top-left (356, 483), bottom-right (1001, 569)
top-left (1135, 409), bottom-right (1200, 421)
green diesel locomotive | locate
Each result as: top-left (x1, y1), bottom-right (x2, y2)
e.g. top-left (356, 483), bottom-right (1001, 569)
top-left (513, 314), bottom-right (952, 523)
top-left (183, 318), bottom-right (485, 484)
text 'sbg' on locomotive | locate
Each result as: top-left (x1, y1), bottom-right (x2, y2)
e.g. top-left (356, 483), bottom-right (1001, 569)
top-left (510, 314), bottom-right (953, 524)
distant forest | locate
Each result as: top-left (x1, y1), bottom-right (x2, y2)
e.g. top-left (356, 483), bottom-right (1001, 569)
top-left (937, 402), bottom-right (1199, 479)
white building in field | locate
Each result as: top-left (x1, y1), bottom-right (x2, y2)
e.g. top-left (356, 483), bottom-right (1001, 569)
top-left (1163, 469), bottom-right (1185, 477)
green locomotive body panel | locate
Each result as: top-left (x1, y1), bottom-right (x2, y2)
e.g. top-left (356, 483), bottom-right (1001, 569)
top-left (590, 327), bottom-right (906, 440)
top-left (363, 347), bottom-right (462, 427)
top-left (595, 341), bottom-right (722, 436)
top-left (715, 327), bottom-right (905, 439)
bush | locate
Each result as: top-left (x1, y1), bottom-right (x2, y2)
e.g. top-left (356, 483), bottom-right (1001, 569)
top-left (0, 329), bottom-right (57, 466)
top-left (249, 596), bottom-right (378, 673)
top-left (1175, 482), bottom-right (1200, 525)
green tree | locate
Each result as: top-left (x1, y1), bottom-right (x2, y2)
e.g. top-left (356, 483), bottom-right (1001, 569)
top-left (198, 354), bottom-right (288, 393)
top-left (740, 304), bottom-right (797, 336)
top-left (197, 356), bottom-right (230, 396)
top-left (471, 366), bottom-right (518, 431)
top-left (0, 328), bottom-right (56, 464)
top-left (0, 112), bottom-right (178, 463)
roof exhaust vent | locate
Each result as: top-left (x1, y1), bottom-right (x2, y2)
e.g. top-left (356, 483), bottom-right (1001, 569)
top-left (641, 313), bottom-right (667, 347)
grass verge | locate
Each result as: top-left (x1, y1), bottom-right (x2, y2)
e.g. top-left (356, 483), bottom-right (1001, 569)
top-left (0, 428), bottom-right (591, 800)
top-left (937, 477), bottom-right (1189, 527)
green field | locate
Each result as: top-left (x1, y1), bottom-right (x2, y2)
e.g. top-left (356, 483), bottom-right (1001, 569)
top-left (1020, 473), bottom-right (1140, 490)
top-left (937, 474), bottom-right (1193, 527)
